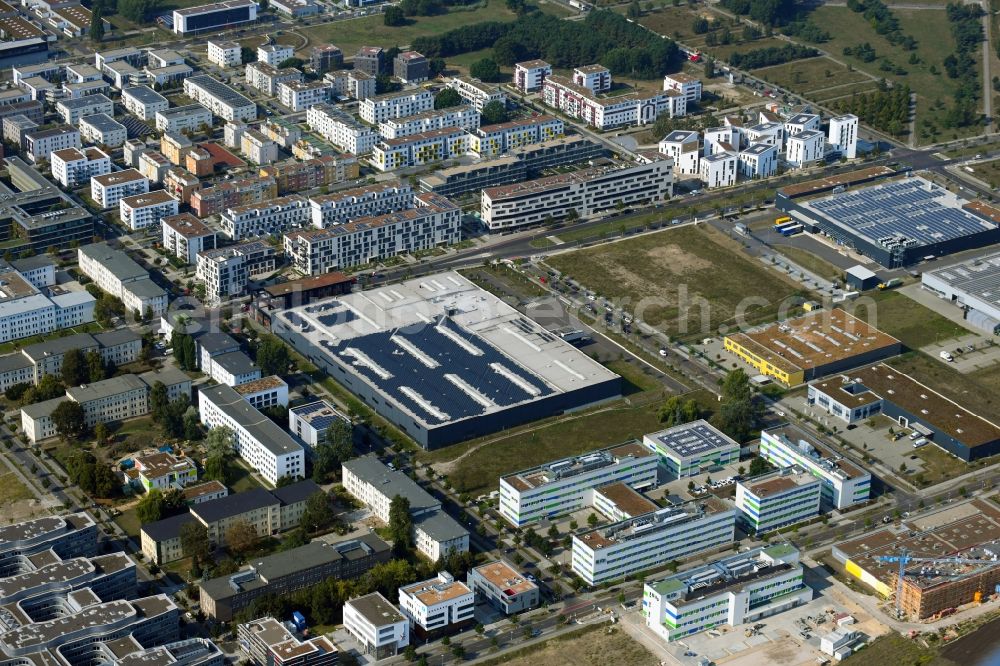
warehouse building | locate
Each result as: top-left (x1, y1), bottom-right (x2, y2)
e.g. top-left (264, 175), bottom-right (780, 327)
top-left (642, 420), bottom-right (740, 479)
top-left (808, 363), bottom-right (1000, 461)
top-left (922, 250), bottom-right (1000, 335)
top-left (723, 309), bottom-right (902, 386)
top-left (274, 272), bottom-right (621, 448)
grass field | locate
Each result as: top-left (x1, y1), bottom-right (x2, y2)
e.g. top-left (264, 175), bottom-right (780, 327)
top-left (114, 507), bottom-right (141, 537)
top-left (964, 159), bottom-right (1000, 188)
top-left (637, 5), bottom-right (714, 44)
top-left (753, 57), bottom-right (872, 93)
top-left (811, 81), bottom-right (882, 103)
top-left (545, 225), bottom-right (807, 340)
top-left (603, 359), bottom-right (662, 394)
top-left (886, 352), bottom-right (1000, 422)
top-left (839, 632), bottom-right (955, 666)
top-left (847, 290), bottom-right (968, 350)
top-left (773, 245), bottom-right (844, 281)
top-left (476, 625), bottom-right (658, 666)
top-left (0, 472), bottom-right (32, 506)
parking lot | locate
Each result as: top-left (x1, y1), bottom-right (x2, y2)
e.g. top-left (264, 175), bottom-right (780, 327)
top-left (921, 333), bottom-right (1000, 374)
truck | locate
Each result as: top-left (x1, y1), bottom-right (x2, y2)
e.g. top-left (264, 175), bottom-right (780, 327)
top-left (780, 224), bottom-right (803, 237)
top-left (774, 215), bottom-right (793, 227)
top-left (878, 278), bottom-right (902, 290)
top-left (940, 350), bottom-right (954, 362)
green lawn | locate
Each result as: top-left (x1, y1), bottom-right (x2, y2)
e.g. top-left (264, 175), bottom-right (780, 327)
top-left (0, 472), bottom-right (33, 505)
top-left (839, 633), bottom-right (952, 666)
top-left (114, 507), bottom-right (141, 537)
top-left (461, 264), bottom-right (548, 300)
top-left (848, 290), bottom-right (968, 350)
top-left (963, 158), bottom-right (1000, 188)
top-left (229, 460), bottom-right (267, 492)
top-left (637, 5), bottom-right (713, 44)
top-left (545, 225), bottom-right (808, 341)
top-left (811, 81), bottom-right (881, 103)
top-left (753, 57), bottom-right (872, 94)
top-left (603, 359), bottom-right (662, 395)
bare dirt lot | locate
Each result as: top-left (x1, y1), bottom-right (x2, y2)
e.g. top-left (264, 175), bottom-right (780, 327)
top-left (478, 625), bottom-right (658, 666)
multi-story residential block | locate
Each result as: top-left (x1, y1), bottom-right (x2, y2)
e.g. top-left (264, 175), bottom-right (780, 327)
top-left (184, 75), bottom-right (257, 122)
top-left (121, 86), bottom-right (169, 120)
top-left (663, 72), bottom-right (703, 104)
top-left (260, 118), bottom-right (303, 149)
top-left (783, 112), bottom-right (821, 137)
top-left (4, 115), bottom-right (38, 152)
top-left (56, 93), bottom-right (114, 125)
top-left (13, 63), bottom-right (64, 87)
top-left (641, 420), bottom-right (740, 478)
top-left (9, 330), bottom-right (140, 389)
top-left (744, 121), bottom-right (784, 149)
top-left (482, 159), bottom-right (674, 230)
top-left (90, 168), bottom-right (148, 208)
top-left (235, 375), bottom-right (289, 410)
top-left (260, 155), bottom-right (359, 194)
top-left (221, 194), bottom-right (309, 240)
top-left (786, 129), bottom-right (825, 167)
top-left (759, 425), bottom-right (871, 510)
top-left (79, 113), bottom-right (127, 148)
top-left (65, 374), bottom-right (147, 429)
top-left (206, 536), bottom-right (390, 622)
top-left (190, 176), bottom-right (275, 218)
top-left (199, 383), bottom-right (305, 484)
top-left (344, 593), bottom-right (409, 661)
top-left (394, 50), bottom-right (429, 83)
top-left (254, 42), bottom-right (291, 66)
top-left (286, 192), bottom-right (459, 273)
top-left (738, 143), bottom-right (778, 179)
top-left (468, 115), bottom-right (563, 157)
top-left (0, 267), bottom-right (94, 350)
top-left (735, 467), bottom-right (822, 534)
top-left (658, 130), bottom-right (700, 175)
top-left (162, 212), bottom-right (217, 264)
top-left (10, 255), bottom-right (56, 289)
top-left (643, 544), bottom-right (811, 641)
top-left (447, 75), bottom-right (505, 112)
top-left (573, 64), bottom-right (611, 92)
top-left (163, 166), bottom-right (201, 203)
top-left (703, 126), bottom-right (739, 157)
top-left (514, 59), bottom-right (551, 92)
top-left (308, 180), bottom-right (412, 227)
top-left (146, 63), bottom-right (194, 87)
top-left (50, 146), bottom-right (110, 188)
top-left (206, 350), bottom-right (261, 387)
top-left (138, 150), bottom-right (172, 184)
top-left (196, 240), bottom-right (276, 301)
top-left (828, 114), bottom-right (858, 159)
top-left (499, 441), bottom-right (658, 526)
top-left (278, 79), bottom-right (332, 112)
top-left (466, 560), bottom-right (539, 615)
top-left (63, 79), bottom-right (112, 99)
top-left (379, 106), bottom-right (480, 140)
top-left (24, 126), bottom-right (81, 163)
top-left (324, 68), bottom-right (376, 100)
top-left (119, 190), bottom-right (179, 231)
top-left (208, 40), bottom-right (243, 68)
top-left (245, 61), bottom-right (303, 96)
top-left (306, 103), bottom-right (378, 154)
top-left (70, 61), bottom-right (107, 83)
top-left (77, 241), bottom-right (166, 316)
top-left (699, 151), bottom-right (737, 188)
top-left (572, 497), bottom-right (737, 585)
top-left (353, 46), bottom-right (384, 76)
top-left (543, 75), bottom-right (685, 129)
top-left (20, 76), bottom-right (56, 102)
top-left (360, 89), bottom-right (434, 124)
top-left (240, 128), bottom-right (280, 165)
top-left (155, 104), bottom-right (214, 134)
top-left (288, 399), bottom-right (349, 448)
top-left (160, 132), bottom-right (193, 166)
top-left (172, 0), bottom-right (258, 34)
top-left (237, 617), bottom-right (339, 665)
top-left (398, 572), bottom-right (475, 638)
top-left (372, 127), bottom-right (469, 171)
top-left (311, 44), bottom-right (343, 72)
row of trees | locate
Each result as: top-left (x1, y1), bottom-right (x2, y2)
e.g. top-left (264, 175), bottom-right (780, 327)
top-left (150, 381), bottom-right (201, 440)
top-left (728, 43), bottom-right (819, 70)
top-left (939, 2), bottom-right (984, 130)
top-left (719, 0), bottom-right (797, 27)
top-left (171, 331), bottom-right (198, 371)
top-left (62, 449), bottom-right (120, 498)
top-left (833, 82), bottom-right (910, 136)
top-left (7, 374), bottom-right (64, 407)
top-left (846, 0), bottom-right (916, 50)
top-left (136, 487), bottom-right (187, 523)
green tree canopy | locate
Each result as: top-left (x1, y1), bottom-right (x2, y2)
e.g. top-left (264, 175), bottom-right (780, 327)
top-left (712, 369), bottom-right (763, 442)
top-left (52, 400), bottom-right (86, 441)
top-left (481, 100), bottom-right (508, 125)
top-left (180, 520), bottom-right (211, 564)
top-left (388, 494), bottom-right (414, 556)
top-left (61, 348), bottom-right (87, 387)
top-left (136, 488), bottom-right (165, 524)
top-left (469, 58), bottom-right (502, 82)
top-left (254, 336), bottom-right (291, 376)
top-left (434, 88), bottom-right (462, 109)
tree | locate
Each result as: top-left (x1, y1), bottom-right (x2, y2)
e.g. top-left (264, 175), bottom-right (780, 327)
top-left (748, 456), bottom-right (771, 476)
top-left (180, 521), bottom-right (211, 564)
top-left (384, 5), bottom-right (406, 25)
top-left (5, 382), bottom-right (30, 402)
top-left (52, 400), bottom-right (86, 440)
top-left (388, 494), bottom-right (414, 556)
top-left (313, 417), bottom-right (353, 482)
top-left (61, 348), bottom-right (87, 387)
top-left (241, 46), bottom-right (257, 64)
top-left (278, 57), bottom-right (306, 69)
top-left (627, 0), bottom-right (641, 18)
top-left (226, 520), bottom-right (259, 556)
top-left (90, 5), bottom-right (104, 42)
top-left (434, 88), bottom-right (462, 109)
top-left (171, 332), bottom-right (197, 371)
top-left (136, 488), bottom-right (165, 524)
top-left (657, 396), bottom-right (700, 426)
top-left (481, 100), bottom-right (508, 125)
top-left (255, 336), bottom-right (291, 376)
top-left (117, 0), bottom-right (161, 23)
top-left (470, 58), bottom-right (501, 82)
top-left (587, 512), bottom-right (598, 527)
top-left (712, 369), bottom-right (763, 442)
top-left (149, 381), bottom-right (169, 423)
top-left (85, 350), bottom-right (107, 383)
top-left (505, 0), bottom-right (527, 14)
top-left (300, 490), bottom-right (334, 532)
top-left (704, 55), bottom-right (715, 79)
top-left (94, 421), bottom-right (110, 444)
top-left (205, 425), bottom-right (234, 460)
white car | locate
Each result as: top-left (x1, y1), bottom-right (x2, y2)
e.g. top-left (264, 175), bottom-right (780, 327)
top-left (658, 349), bottom-right (668, 356)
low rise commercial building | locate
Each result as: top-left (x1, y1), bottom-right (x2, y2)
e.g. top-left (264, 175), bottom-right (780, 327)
top-left (398, 572), bottom-right (475, 638)
top-left (343, 593), bottom-right (409, 660)
top-left (641, 420), bottom-right (740, 479)
top-left (238, 617), bottom-right (337, 666)
top-left (467, 560), bottom-right (539, 615)
top-left (0, 513), bottom-right (97, 576)
top-left (735, 467), bottom-right (822, 534)
top-left (921, 250), bottom-right (1000, 335)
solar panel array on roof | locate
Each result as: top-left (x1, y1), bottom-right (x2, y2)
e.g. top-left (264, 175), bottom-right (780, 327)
top-left (807, 179), bottom-right (993, 250)
top-left (654, 421), bottom-right (737, 458)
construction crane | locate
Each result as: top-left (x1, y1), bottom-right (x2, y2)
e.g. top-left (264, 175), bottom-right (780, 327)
top-left (877, 550), bottom-right (996, 618)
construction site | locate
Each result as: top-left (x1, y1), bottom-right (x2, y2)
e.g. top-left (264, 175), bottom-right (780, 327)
top-left (832, 498), bottom-right (1000, 620)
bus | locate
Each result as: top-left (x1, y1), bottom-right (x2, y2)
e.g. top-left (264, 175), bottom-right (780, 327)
top-left (780, 224), bottom-right (803, 237)
top-left (774, 215), bottom-right (793, 227)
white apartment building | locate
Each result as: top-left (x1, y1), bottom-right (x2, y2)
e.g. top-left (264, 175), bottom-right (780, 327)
top-left (236, 375), bottom-right (289, 411)
top-left (343, 593), bottom-right (409, 661)
top-left (286, 192), bottom-right (459, 274)
top-left (221, 195), bottom-right (310, 240)
top-left (342, 454), bottom-right (441, 524)
top-left (258, 43), bottom-right (294, 67)
top-left (759, 426), bottom-right (871, 510)
top-left (359, 89), bottom-right (434, 124)
top-left (206, 350), bottom-right (261, 387)
top-left (372, 127), bottom-right (469, 172)
top-left (278, 80), bottom-right (331, 111)
top-left (642, 420), bottom-right (740, 478)
top-left (199, 383), bottom-right (305, 485)
top-left (121, 86), bottom-right (169, 120)
top-left (482, 159), bottom-right (673, 230)
top-left (738, 143), bottom-right (778, 179)
top-left (828, 114), bottom-right (858, 159)
top-left (659, 130), bottom-right (700, 175)
top-left (398, 573), bottom-right (475, 635)
top-left (514, 59), bottom-right (551, 93)
top-left (138, 150), bottom-right (171, 184)
top-left (0, 281), bottom-right (94, 347)
top-left (734, 467), bottom-right (822, 534)
top-left (307, 103), bottom-right (378, 155)
top-left (245, 61), bottom-right (302, 97)
top-left (745, 122), bottom-right (784, 149)
top-left (57, 94), bottom-right (114, 125)
top-left (699, 151), bottom-right (737, 189)
top-left (783, 112), bottom-right (821, 137)
top-left (288, 399), bottom-right (349, 449)
top-left (703, 126), bottom-right (739, 157)
top-left (785, 129), bottom-right (825, 167)
top-left (50, 146), bottom-right (111, 188)
top-left (499, 441), bottom-right (658, 526)
top-left (324, 69), bottom-right (376, 101)
top-left (543, 75), bottom-right (685, 130)
top-left (208, 40), bottom-right (242, 68)
top-left (77, 242), bottom-right (167, 317)
top-left (573, 65), bottom-right (611, 92)
top-left (643, 545), bottom-right (811, 642)
top-left (119, 190), bottom-right (179, 231)
top-left (468, 115), bottom-right (563, 158)
top-left (663, 72), bottom-right (703, 104)
top-left (309, 180), bottom-right (413, 228)
top-left (24, 127), bottom-right (81, 163)
top-left (572, 499), bottom-right (737, 585)
top-left (90, 169), bottom-right (149, 208)
top-left (183, 75), bottom-right (257, 122)
top-left (155, 104), bottom-right (213, 134)
top-left (196, 240), bottom-right (276, 302)
top-left (240, 129), bottom-right (279, 165)
top-left (79, 114), bottom-right (127, 148)
top-left (379, 107), bottom-right (480, 140)
top-left (66, 62), bottom-right (104, 84)
top-left (447, 76), bottom-right (505, 112)
top-left (68, 374), bottom-right (149, 428)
